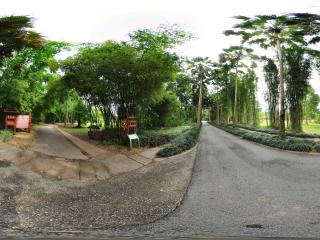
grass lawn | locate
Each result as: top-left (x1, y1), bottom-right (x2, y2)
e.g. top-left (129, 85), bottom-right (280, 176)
top-left (61, 127), bottom-right (90, 140)
top-left (303, 124), bottom-right (320, 134)
top-left (140, 125), bottom-right (192, 136)
top-left (258, 118), bottom-right (320, 134)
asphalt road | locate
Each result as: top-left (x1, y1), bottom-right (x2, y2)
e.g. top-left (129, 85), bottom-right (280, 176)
top-left (99, 122), bottom-right (320, 238)
top-left (31, 125), bottom-right (88, 160)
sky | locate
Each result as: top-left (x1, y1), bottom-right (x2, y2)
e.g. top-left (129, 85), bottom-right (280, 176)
top-left (1, 0), bottom-right (319, 109)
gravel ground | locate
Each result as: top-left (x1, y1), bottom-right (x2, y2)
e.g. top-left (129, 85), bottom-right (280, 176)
top-left (0, 148), bottom-right (196, 238)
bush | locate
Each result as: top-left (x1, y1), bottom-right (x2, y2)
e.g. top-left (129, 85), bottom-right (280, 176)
top-left (237, 124), bottom-right (320, 138)
top-left (139, 133), bottom-right (173, 147)
top-left (314, 143), bottom-right (320, 153)
top-left (157, 127), bottom-right (200, 157)
top-left (242, 131), bottom-right (313, 152)
top-left (138, 125), bottom-right (192, 148)
top-left (210, 123), bottom-right (314, 152)
top-left (0, 130), bottom-right (13, 142)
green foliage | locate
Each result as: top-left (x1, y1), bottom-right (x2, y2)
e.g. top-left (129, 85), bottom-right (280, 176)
top-left (140, 92), bottom-right (183, 128)
top-left (0, 130), bottom-right (13, 142)
top-left (314, 143), bottom-right (320, 153)
top-left (139, 125), bottom-right (192, 147)
top-left (62, 25), bottom-right (189, 129)
top-left (263, 58), bottom-right (279, 128)
top-left (211, 123), bottom-right (316, 152)
top-left (285, 46), bottom-right (312, 131)
top-left (303, 87), bottom-right (320, 123)
top-left (0, 41), bottom-right (68, 115)
top-left (157, 127), bottom-right (200, 157)
top-left (0, 15), bottom-right (44, 64)
top-left (237, 124), bottom-right (320, 138)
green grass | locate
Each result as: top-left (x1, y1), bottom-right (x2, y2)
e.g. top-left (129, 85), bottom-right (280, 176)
top-left (0, 130), bottom-right (14, 142)
top-left (140, 125), bottom-right (192, 136)
top-left (62, 127), bottom-right (90, 135)
top-left (303, 124), bottom-right (320, 134)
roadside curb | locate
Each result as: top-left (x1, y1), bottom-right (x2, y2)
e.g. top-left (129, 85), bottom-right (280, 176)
top-left (54, 125), bottom-right (106, 157)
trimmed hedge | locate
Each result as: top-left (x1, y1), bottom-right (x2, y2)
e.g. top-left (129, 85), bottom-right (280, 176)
top-left (237, 124), bottom-right (320, 139)
top-left (315, 143), bottom-right (320, 153)
top-left (157, 127), bottom-right (200, 157)
top-left (242, 131), bottom-right (313, 152)
top-left (211, 123), bottom-right (315, 152)
top-left (139, 133), bottom-right (174, 147)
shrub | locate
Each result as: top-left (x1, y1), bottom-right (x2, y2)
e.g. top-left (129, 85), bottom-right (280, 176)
top-left (0, 130), bottom-right (13, 142)
top-left (157, 127), bottom-right (200, 157)
top-left (210, 122), bottom-right (314, 152)
top-left (139, 133), bottom-right (173, 147)
top-left (314, 143), bottom-right (320, 153)
top-left (237, 124), bottom-right (320, 138)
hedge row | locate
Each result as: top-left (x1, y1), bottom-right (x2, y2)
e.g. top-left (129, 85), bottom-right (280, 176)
top-left (315, 143), bottom-right (320, 153)
top-left (211, 123), bottom-right (316, 152)
top-left (157, 127), bottom-right (200, 157)
top-left (139, 133), bottom-right (174, 147)
top-left (236, 124), bottom-right (320, 139)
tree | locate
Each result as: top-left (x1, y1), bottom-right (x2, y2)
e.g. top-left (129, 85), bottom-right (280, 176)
top-left (0, 41), bottom-right (68, 118)
top-left (224, 13), bottom-right (320, 138)
top-left (263, 58), bottom-right (279, 128)
top-left (218, 46), bottom-right (257, 126)
top-left (303, 87), bottom-right (320, 125)
top-left (62, 25), bottom-right (189, 131)
top-left (0, 15), bottom-right (44, 64)
top-left (285, 46), bottom-right (312, 131)
top-left (188, 57), bottom-right (213, 127)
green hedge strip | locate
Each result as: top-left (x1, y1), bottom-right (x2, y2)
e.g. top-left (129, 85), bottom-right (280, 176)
top-left (157, 127), bottom-right (200, 157)
top-left (211, 123), bottom-right (317, 153)
top-left (236, 124), bottom-right (320, 139)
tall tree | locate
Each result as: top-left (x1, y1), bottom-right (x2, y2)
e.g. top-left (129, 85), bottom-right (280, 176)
top-left (188, 57), bottom-right (212, 127)
top-left (218, 46), bottom-right (257, 126)
top-left (263, 58), bottom-right (279, 128)
top-left (285, 46), bottom-right (312, 131)
top-left (0, 15), bottom-right (44, 64)
top-left (224, 13), bottom-right (320, 138)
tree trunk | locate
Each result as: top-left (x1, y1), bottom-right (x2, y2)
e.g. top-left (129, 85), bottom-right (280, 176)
top-left (216, 103), bottom-right (220, 125)
top-left (196, 77), bottom-right (203, 128)
top-left (276, 35), bottom-right (285, 138)
top-left (233, 72), bottom-right (238, 127)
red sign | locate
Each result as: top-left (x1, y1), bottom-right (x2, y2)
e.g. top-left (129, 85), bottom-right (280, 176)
top-left (4, 111), bottom-right (31, 133)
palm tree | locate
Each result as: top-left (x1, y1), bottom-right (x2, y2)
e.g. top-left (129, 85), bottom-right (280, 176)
top-left (188, 57), bottom-right (212, 127)
top-left (0, 15), bottom-right (44, 64)
top-left (224, 14), bottom-right (319, 138)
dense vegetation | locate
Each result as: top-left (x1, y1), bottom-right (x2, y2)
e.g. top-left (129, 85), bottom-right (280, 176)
top-left (0, 14), bottom-right (320, 154)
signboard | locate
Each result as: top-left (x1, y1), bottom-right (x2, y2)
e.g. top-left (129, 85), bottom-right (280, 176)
top-left (4, 110), bottom-right (31, 133)
top-left (127, 133), bottom-right (140, 148)
top-left (16, 115), bottom-right (30, 129)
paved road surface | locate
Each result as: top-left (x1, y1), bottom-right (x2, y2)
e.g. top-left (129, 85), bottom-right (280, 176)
top-left (31, 125), bottom-right (88, 160)
top-left (102, 122), bottom-right (320, 238)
